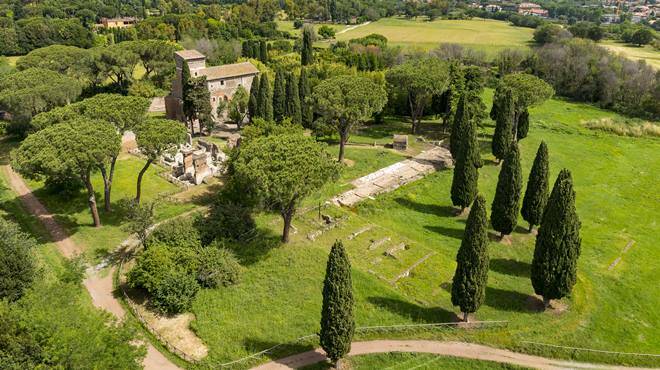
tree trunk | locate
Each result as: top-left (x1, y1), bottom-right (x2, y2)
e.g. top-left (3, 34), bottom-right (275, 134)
top-left (82, 172), bottom-right (101, 227)
top-left (338, 127), bottom-right (349, 163)
top-left (99, 156), bottom-right (117, 212)
top-left (543, 297), bottom-right (551, 310)
top-left (281, 202), bottom-right (296, 243)
top-left (500, 231), bottom-right (505, 239)
top-left (463, 311), bottom-right (469, 322)
top-left (135, 158), bottom-right (152, 204)
top-left (512, 109), bottom-right (520, 142)
top-left (409, 94), bottom-right (418, 134)
top-left (528, 222), bottom-right (534, 233)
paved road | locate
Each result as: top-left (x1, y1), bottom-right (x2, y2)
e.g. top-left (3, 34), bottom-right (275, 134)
top-left (252, 340), bottom-right (654, 370)
top-left (1, 165), bottom-right (180, 370)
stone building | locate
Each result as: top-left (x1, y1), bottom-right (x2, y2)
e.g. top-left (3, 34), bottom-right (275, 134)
top-left (97, 17), bottom-right (137, 28)
top-left (165, 49), bottom-right (260, 125)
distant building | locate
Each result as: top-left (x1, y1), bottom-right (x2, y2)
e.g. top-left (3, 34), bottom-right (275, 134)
top-left (517, 2), bottom-right (548, 17)
top-left (485, 4), bottom-right (503, 12)
top-left (98, 17), bottom-right (138, 29)
top-left (165, 50), bottom-right (260, 124)
top-left (601, 13), bottom-right (621, 24)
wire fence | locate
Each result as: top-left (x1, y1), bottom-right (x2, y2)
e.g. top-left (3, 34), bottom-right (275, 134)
top-left (520, 341), bottom-right (660, 358)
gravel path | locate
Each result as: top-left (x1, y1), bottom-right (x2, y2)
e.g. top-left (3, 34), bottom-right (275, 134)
top-left (1, 165), bottom-right (180, 370)
top-left (251, 340), bottom-right (654, 370)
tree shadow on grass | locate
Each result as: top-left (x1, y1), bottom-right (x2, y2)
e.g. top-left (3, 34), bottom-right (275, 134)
top-left (490, 258), bottom-right (531, 278)
top-left (242, 337), bottom-right (318, 362)
top-left (367, 296), bottom-right (458, 323)
top-left (394, 197), bottom-right (455, 218)
top-left (224, 227), bottom-right (281, 266)
top-left (484, 286), bottom-right (535, 313)
top-left (424, 225), bottom-right (464, 240)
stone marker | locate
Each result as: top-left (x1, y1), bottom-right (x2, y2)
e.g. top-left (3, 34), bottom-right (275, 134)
top-left (368, 237), bottom-right (390, 251)
top-left (348, 225), bottom-right (372, 240)
top-left (384, 243), bottom-right (407, 258)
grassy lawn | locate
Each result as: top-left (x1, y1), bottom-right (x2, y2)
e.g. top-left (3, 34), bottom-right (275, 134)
top-left (304, 352), bottom-right (527, 369)
top-left (600, 40), bottom-right (660, 69)
top-left (276, 21), bottom-right (349, 36)
top-left (5, 55), bottom-right (21, 67)
top-left (334, 17), bottom-right (534, 56)
top-left (24, 154), bottom-right (195, 260)
top-left (187, 93), bottom-right (659, 368)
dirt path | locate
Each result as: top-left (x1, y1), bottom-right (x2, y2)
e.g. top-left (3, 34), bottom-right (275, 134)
top-left (1, 165), bottom-right (180, 370)
top-left (252, 340), bottom-right (653, 370)
top-left (336, 21), bottom-right (371, 35)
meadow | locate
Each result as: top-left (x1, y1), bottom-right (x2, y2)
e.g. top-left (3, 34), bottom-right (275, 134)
top-left (334, 17), bottom-right (535, 55)
top-left (600, 40), bottom-right (660, 69)
top-left (186, 92), bottom-right (659, 368)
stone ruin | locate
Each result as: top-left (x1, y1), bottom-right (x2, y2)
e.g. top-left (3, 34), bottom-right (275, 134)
top-left (161, 134), bottom-right (228, 186)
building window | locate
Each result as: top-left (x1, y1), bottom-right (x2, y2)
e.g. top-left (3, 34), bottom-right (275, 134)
top-left (220, 80), bottom-right (225, 86)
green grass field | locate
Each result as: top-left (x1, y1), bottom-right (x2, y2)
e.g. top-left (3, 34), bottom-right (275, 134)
top-left (334, 17), bottom-right (534, 55)
top-left (303, 352), bottom-right (527, 369)
top-left (276, 21), bottom-right (348, 37)
top-left (185, 93), bottom-right (659, 368)
top-left (600, 40), bottom-right (660, 69)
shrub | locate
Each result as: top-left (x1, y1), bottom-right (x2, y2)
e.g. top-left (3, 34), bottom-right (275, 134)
top-left (199, 198), bottom-right (256, 244)
top-left (145, 217), bottom-right (202, 249)
top-left (59, 256), bottom-right (86, 284)
top-left (128, 80), bottom-right (164, 98)
top-left (127, 244), bottom-right (177, 292)
top-left (151, 271), bottom-right (199, 314)
top-left (318, 25), bottom-right (336, 39)
top-left (196, 245), bottom-right (241, 288)
top-left (0, 219), bottom-right (36, 302)
top-left (293, 19), bottom-right (303, 29)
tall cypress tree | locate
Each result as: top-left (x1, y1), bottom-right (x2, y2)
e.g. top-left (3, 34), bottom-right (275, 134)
top-left (248, 75), bottom-right (260, 121)
top-left (517, 109), bottom-right (530, 140)
top-left (491, 142), bottom-right (522, 238)
top-left (531, 169), bottom-right (581, 308)
top-left (299, 67), bottom-right (313, 128)
top-left (285, 72), bottom-right (302, 124)
top-left (258, 73), bottom-right (273, 122)
top-left (450, 93), bottom-right (468, 159)
top-left (450, 100), bottom-right (482, 212)
top-left (491, 86), bottom-right (514, 162)
top-left (259, 40), bottom-right (268, 63)
top-left (273, 70), bottom-right (287, 122)
top-left (451, 195), bottom-right (489, 322)
top-left (320, 240), bottom-right (355, 365)
top-left (301, 26), bottom-right (314, 66)
top-left (521, 141), bottom-right (549, 232)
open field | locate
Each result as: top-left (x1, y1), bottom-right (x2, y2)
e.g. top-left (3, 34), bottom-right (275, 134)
top-left (303, 352), bottom-right (527, 369)
top-left (185, 93), bottom-right (659, 368)
top-left (334, 17), bottom-right (534, 55)
top-left (600, 40), bottom-right (660, 69)
top-left (276, 21), bottom-right (349, 36)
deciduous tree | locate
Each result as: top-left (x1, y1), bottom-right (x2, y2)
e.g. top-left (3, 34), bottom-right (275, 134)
top-left (451, 195), bottom-right (489, 322)
top-left (320, 240), bottom-right (355, 365)
top-left (531, 169), bottom-right (581, 308)
top-left (312, 75), bottom-right (387, 162)
top-left (227, 86), bottom-right (250, 128)
top-left (521, 141), bottom-right (549, 232)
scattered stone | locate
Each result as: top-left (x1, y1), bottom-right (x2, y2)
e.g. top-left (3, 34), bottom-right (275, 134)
top-left (393, 134), bottom-right (408, 151)
top-left (307, 230), bottom-right (322, 241)
top-left (371, 257), bottom-right (382, 265)
top-left (368, 237), bottom-right (390, 251)
top-left (348, 225), bottom-right (372, 240)
top-left (321, 214), bottom-right (334, 224)
top-left (608, 240), bottom-right (635, 270)
top-left (384, 243), bottom-right (408, 258)
top-left (392, 253), bottom-right (434, 283)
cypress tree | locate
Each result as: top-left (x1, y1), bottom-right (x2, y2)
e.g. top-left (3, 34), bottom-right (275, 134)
top-left (285, 72), bottom-right (302, 125)
top-left (451, 195), bottom-right (489, 322)
top-left (301, 26), bottom-right (314, 66)
top-left (450, 93), bottom-right (468, 159)
top-left (273, 70), bottom-right (287, 122)
top-left (258, 73), bottom-right (273, 122)
top-left (299, 67), bottom-right (313, 128)
top-left (491, 86), bottom-right (514, 162)
top-left (517, 109), bottom-right (530, 140)
top-left (521, 141), bottom-right (549, 232)
top-left (320, 240), bottom-right (355, 365)
top-left (531, 169), bottom-right (581, 308)
top-left (241, 40), bottom-right (251, 58)
top-left (248, 75), bottom-right (260, 121)
top-left (259, 40), bottom-right (268, 63)
top-left (491, 142), bottom-right (522, 238)
top-left (450, 100), bottom-right (482, 212)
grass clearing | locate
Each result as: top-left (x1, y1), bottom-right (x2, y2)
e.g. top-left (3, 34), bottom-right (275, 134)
top-left (276, 21), bottom-right (349, 37)
top-left (188, 92), bottom-right (659, 368)
top-left (334, 17), bottom-right (534, 55)
top-left (600, 40), bottom-right (660, 69)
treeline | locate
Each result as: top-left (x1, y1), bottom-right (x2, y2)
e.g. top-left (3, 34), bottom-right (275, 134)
top-left (534, 21), bottom-right (657, 46)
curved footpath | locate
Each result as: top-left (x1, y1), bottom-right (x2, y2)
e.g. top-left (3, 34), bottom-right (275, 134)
top-left (1, 165), bottom-right (180, 370)
top-left (252, 340), bottom-right (655, 370)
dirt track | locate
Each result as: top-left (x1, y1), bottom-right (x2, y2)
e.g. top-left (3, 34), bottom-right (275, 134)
top-left (1, 165), bottom-right (180, 370)
top-left (251, 340), bottom-right (655, 370)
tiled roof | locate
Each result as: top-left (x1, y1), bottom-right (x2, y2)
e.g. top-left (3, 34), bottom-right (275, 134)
top-left (201, 62), bottom-right (260, 80)
top-left (175, 50), bottom-right (206, 60)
